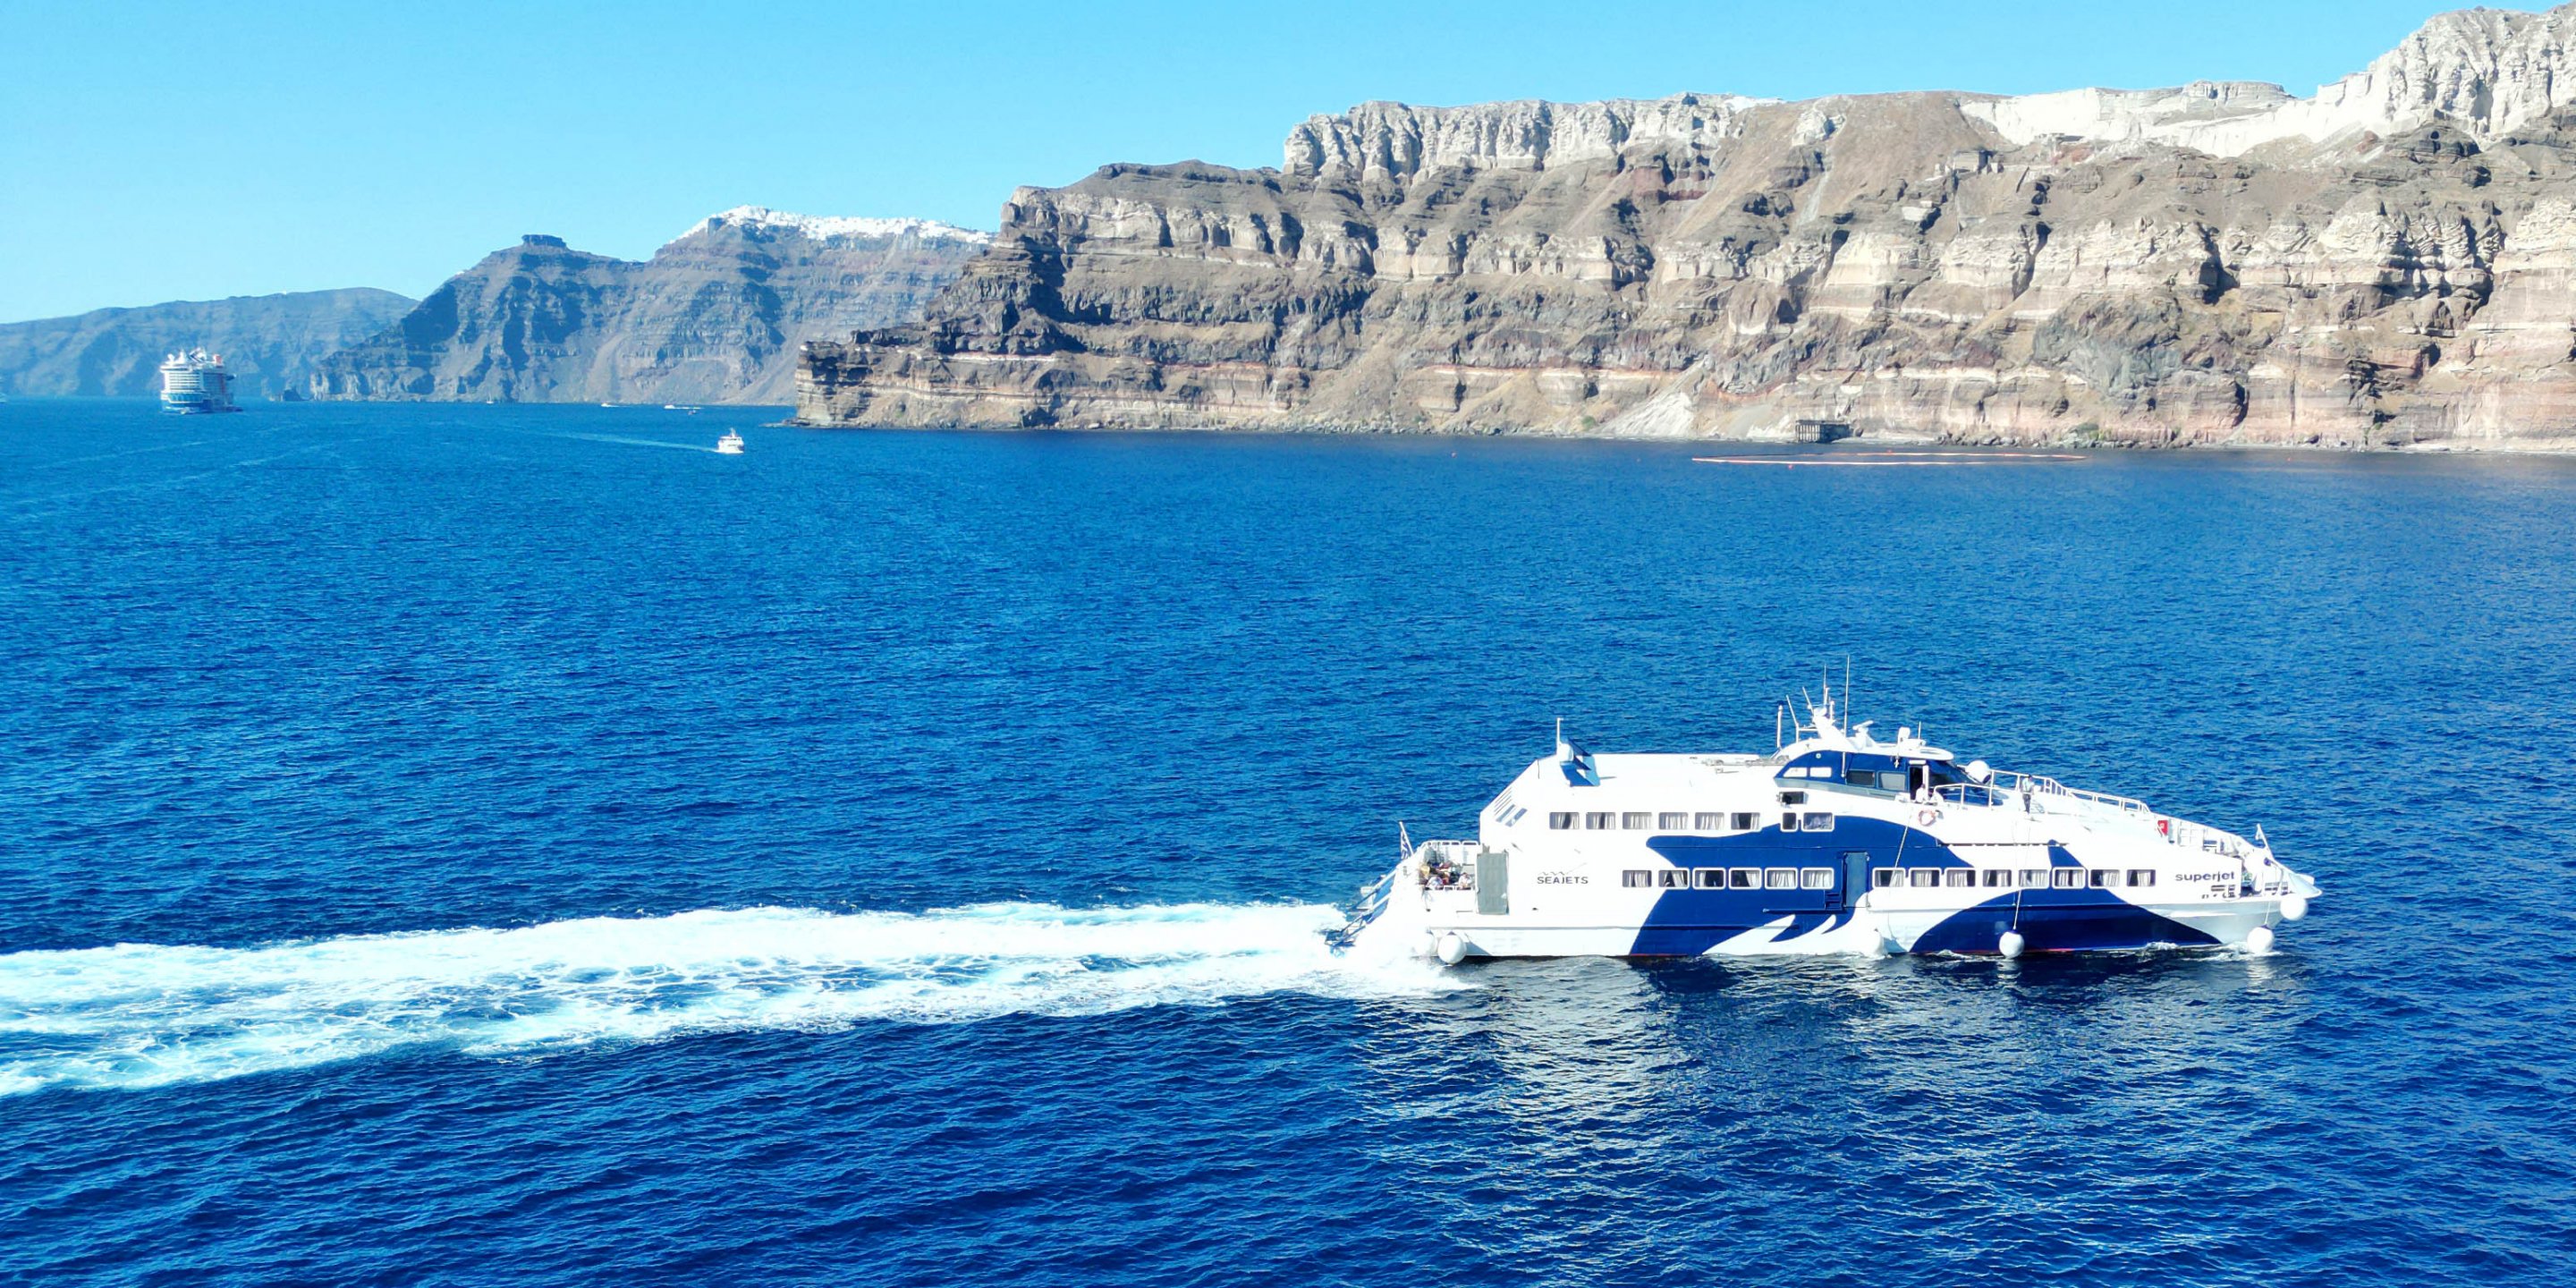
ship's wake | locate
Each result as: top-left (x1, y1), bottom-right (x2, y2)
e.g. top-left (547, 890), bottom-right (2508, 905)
top-left (0, 902), bottom-right (1445, 1096)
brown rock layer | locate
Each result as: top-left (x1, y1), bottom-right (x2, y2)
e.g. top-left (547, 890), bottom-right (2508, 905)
top-left (799, 4), bottom-right (2576, 447)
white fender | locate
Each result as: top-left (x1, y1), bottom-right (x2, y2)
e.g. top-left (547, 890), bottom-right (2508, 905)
top-left (2280, 894), bottom-right (2309, 922)
top-left (1998, 930), bottom-right (2026, 960)
top-left (2245, 925), bottom-right (2275, 955)
top-left (1435, 931), bottom-right (1468, 965)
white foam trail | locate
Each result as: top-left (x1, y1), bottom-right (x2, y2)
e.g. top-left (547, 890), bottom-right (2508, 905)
top-left (0, 902), bottom-right (1445, 1096)
top-left (538, 431), bottom-right (718, 453)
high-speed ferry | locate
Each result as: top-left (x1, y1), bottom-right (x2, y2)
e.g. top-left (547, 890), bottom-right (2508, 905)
top-left (1335, 691), bottom-right (2318, 962)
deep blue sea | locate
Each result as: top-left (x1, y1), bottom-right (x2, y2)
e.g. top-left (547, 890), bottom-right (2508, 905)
top-left (4, 398), bottom-right (2574, 1285)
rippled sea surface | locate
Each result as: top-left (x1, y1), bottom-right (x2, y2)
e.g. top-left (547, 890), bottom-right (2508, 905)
top-left (4, 399), bottom-right (2574, 1285)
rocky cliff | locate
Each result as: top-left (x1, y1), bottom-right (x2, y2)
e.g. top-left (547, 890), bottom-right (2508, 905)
top-left (312, 209), bottom-right (987, 403)
top-left (800, 3), bottom-right (2576, 448)
top-left (0, 289), bottom-right (415, 399)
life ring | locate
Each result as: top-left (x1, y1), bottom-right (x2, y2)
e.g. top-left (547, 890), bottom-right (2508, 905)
top-left (1915, 807), bottom-right (1941, 826)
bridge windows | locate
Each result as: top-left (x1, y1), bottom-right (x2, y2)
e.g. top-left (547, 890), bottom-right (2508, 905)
top-left (1549, 812), bottom-right (1577, 830)
top-left (1623, 812), bottom-right (1653, 830)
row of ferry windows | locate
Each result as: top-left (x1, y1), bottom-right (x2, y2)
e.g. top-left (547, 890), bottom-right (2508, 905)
top-left (1623, 868), bottom-right (1838, 891)
top-left (1551, 811), bottom-right (1836, 833)
top-left (1620, 867), bottom-right (2163, 893)
top-left (1870, 868), bottom-right (2158, 890)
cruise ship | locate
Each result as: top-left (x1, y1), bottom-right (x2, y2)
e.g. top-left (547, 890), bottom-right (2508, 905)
top-left (1335, 689), bottom-right (2318, 962)
top-left (158, 348), bottom-right (241, 414)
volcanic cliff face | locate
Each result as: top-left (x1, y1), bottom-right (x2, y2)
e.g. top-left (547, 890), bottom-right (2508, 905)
top-left (800, 3), bottom-right (2576, 447)
top-left (312, 209), bottom-right (987, 404)
top-left (0, 289), bottom-right (415, 399)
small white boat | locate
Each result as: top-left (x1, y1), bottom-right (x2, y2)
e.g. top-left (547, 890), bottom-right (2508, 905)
top-left (715, 430), bottom-right (745, 454)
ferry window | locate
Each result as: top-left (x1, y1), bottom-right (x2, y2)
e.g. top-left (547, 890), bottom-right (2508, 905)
top-left (2052, 869), bottom-right (2082, 889)
top-left (1660, 869), bottom-right (1690, 888)
top-left (1844, 769), bottom-right (1876, 787)
top-left (1945, 869), bottom-right (1974, 888)
top-left (1623, 870), bottom-right (1655, 888)
top-left (1801, 868), bottom-right (1834, 890)
top-left (1779, 791), bottom-right (1808, 806)
top-left (1781, 813), bottom-right (1801, 832)
top-left (1877, 770), bottom-right (1909, 792)
top-left (1659, 812), bottom-right (1689, 829)
top-left (2088, 869), bottom-right (2114, 888)
top-left (1624, 812), bottom-right (1653, 830)
top-left (1981, 870), bottom-right (2011, 887)
top-left (2021, 869), bottom-right (2049, 887)
top-left (1731, 869), bottom-right (1759, 889)
top-left (1732, 812), bottom-right (1758, 830)
top-left (2128, 869), bottom-right (2156, 887)
top-left (1802, 812), bottom-right (1835, 831)
top-left (1909, 869), bottom-right (1940, 888)
top-left (1586, 812), bottom-right (1614, 830)
top-left (1549, 812), bottom-right (1577, 831)
top-left (1873, 869), bottom-right (1897, 889)
top-left (1695, 812), bottom-right (1725, 831)
top-left (1765, 869), bottom-right (1796, 890)
top-left (1695, 869), bottom-right (1726, 889)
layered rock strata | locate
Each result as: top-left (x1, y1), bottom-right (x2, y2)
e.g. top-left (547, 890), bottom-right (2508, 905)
top-left (314, 209), bottom-right (987, 404)
top-left (800, 3), bottom-right (2576, 447)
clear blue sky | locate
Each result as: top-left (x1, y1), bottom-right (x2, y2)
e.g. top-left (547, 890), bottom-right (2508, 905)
top-left (0, 0), bottom-right (2527, 322)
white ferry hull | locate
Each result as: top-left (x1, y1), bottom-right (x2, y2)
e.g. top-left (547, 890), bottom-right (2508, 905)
top-left (1350, 890), bottom-right (2296, 963)
top-left (1360, 902), bottom-right (2287, 963)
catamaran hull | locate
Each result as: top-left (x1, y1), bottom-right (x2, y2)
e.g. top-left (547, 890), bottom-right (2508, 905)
top-left (1350, 898), bottom-right (2292, 962)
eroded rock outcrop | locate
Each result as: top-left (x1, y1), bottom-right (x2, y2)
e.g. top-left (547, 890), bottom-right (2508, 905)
top-left (314, 209), bottom-right (987, 403)
top-left (800, 4), bottom-right (2576, 447)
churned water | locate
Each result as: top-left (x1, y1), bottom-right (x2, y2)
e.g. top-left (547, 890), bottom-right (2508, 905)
top-left (3, 400), bottom-right (2573, 1285)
